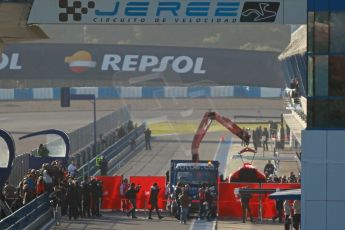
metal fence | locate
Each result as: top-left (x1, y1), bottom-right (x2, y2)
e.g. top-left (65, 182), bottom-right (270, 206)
top-left (68, 106), bottom-right (130, 153)
top-left (78, 123), bottom-right (146, 180)
top-left (7, 153), bottom-right (30, 186)
top-left (0, 193), bottom-right (50, 230)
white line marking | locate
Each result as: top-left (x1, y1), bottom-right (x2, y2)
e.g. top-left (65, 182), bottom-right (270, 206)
top-left (188, 219), bottom-right (196, 230)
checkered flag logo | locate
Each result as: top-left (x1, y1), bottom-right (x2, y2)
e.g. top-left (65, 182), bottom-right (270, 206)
top-left (59, 0), bottom-right (95, 22)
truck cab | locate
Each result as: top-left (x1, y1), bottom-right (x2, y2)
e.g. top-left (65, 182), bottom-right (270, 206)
top-left (170, 160), bottom-right (219, 211)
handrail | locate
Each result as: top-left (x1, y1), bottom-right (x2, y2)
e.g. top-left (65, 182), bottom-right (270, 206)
top-left (0, 193), bottom-right (49, 230)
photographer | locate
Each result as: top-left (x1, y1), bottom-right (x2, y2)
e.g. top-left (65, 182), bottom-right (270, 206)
top-left (125, 183), bottom-right (140, 218)
top-left (148, 182), bottom-right (163, 220)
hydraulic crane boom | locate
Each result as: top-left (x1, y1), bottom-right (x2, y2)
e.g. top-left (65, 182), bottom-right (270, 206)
top-left (191, 111), bottom-right (251, 162)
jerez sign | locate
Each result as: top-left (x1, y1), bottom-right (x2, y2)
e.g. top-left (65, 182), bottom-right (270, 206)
top-left (28, 0), bottom-right (306, 25)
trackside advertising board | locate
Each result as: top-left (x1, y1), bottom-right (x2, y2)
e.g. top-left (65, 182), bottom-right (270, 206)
top-left (28, 0), bottom-right (306, 25)
top-left (0, 43), bottom-right (284, 87)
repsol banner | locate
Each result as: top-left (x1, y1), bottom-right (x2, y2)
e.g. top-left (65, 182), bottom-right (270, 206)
top-left (28, 0), bottom-right (306, 25)
top-left (0, 43), bottom-right (284, 87)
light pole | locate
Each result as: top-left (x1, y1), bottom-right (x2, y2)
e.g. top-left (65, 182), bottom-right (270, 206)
top-left (71, 94), bottom-right (96, 177)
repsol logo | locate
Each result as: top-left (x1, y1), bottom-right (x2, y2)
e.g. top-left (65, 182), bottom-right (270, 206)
top-left (101, 55), bottom-right (206, 74)
top-left (0, 53), bottom-right (22, 70)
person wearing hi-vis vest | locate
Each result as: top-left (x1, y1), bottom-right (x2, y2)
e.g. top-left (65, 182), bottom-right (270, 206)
top-left (96, 156), bottom-right (108, 176)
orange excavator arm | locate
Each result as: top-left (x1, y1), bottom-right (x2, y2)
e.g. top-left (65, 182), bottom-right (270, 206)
top-left (191, 111), bottom-right (251, 162)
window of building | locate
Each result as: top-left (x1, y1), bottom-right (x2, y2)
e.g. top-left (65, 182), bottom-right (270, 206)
top-left (330, 12), bottom-right (345, 53)
top-left (330, 56), bottom-right (345, 96)
top-left (307, 98), bottom-right (329, 128)
top-left (314, 55), bottom-right (329, 96)
top-left (329, 99), bottom-right (345, 127)
top-left (314, 12), bottom-right (329, 53)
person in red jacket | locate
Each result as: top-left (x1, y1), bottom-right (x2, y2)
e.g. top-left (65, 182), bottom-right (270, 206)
top-left (36, 176), bottom-right (45, 195)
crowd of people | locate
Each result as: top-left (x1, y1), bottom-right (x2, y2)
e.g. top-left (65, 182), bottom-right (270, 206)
top-left (49, 175), bottom-right (103, 225)
top-left (0, 158), bottom-right (104, 226)
top-left (241, 126), bottom-right (271, 152)
top-left (168, 182), bottom-right (217, 224)
top-left (2, 159), bottom-right (67, 216)
top-left (264, 160), bottom-right (301, 183)
top-left (119, 178), bottom-right (218, 224)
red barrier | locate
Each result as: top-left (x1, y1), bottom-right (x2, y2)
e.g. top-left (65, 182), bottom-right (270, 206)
top-left (96, 175), bottom-right (299, 218)
top-left (95, 176), bottom-right (122, 209)
top-left (129, 176), bottom-right (166, 209)
top-left (218, 182), bottom-right (301, 218)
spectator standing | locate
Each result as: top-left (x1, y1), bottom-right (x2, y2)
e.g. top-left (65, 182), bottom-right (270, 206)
top-left (68, 160), bottom-right (78, 178)
top-left (125, 183), bottom-right (140, 218)
top-left (293, 200), bottom-right (301, 230)
top-left (66, 180), bottom-right (79, 220)
top-left (81, 176), bottom-right (91, 217)
top-left (262, 127), bottom-right (269, 152)
top-left (284, 200), bottom-right (292, 230)
top-left (198, 184), bottom-right (207, 220)
top-left (22, 184), bottom-right (33, 205)
top-left (117, 126), bottom-right (126, 139)
top-left (49, 185), bottom-right (62, 226)
top-left (100, 156), bottom-right (108, 176)
top-left (127, 120), bottom-right (134, 132)
top-left (38, 144), bottom-right (49, 157)
top-left (264, 160), bottom-right (275, 178)
top-left (272, 199), bottom-right (284, 223)
top-left (205, 187), bottom-right (214, 221)
top-left (179, 189), bottom-right (190, 224)
top-left (148, 182), bottom-right (163, 219)
top-left (289, 172), bottom-right (297, 183)
top-left (144, 128), bottom-right (152, 150)
top-left (43, 169), bottom-right (53, 193)
top-left (36, 176), bottom-right (45, 196)
top-left (240, 192), bottom-right (253, 223)
top-left (174, 182), bottom-right (183, 220)
top-left (90, 179), bottom-right (100, 216)
top-left (120, 179), bottom-right (130, 212)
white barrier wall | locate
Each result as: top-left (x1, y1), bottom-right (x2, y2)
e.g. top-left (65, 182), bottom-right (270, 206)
top-left (33, 88), bottom-right (53, 99)
top-left (120, 87), bottom-right (142, 98)
top-left (164, 87), bottom-right (188, 98)
top-left (73, 87), bottom-right (99, 98)
top-left (260, 87), bottom-right (283, 98)
top-left (0, 89), bottom-right (14, 100)
top-left (210, 86), bottom-right (234, 97)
